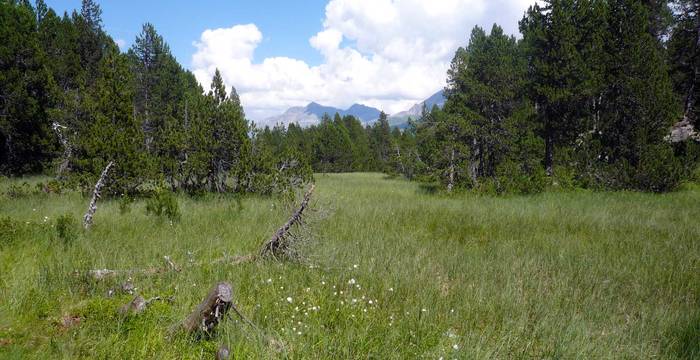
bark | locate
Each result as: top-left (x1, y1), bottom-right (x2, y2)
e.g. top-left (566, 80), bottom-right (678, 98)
top-left (544, 126), bottom-right (554, 177)
top-left (52, 122), bottom-right (72, 178)
top-left (182, 282), bottom-right (233, 334)
top-left (260, 184), bottom-right (315, 258)
top-left (447, 148), bottom-right (455, 193)
top-left (83, 161), bottom-right (114, 229)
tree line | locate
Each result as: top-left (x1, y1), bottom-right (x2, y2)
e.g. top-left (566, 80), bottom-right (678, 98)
top-left (254, 0), bottom-right (699, 193)
top-left (0, 0), bottom-right (310, 196)
top-left (1, 0), bottom-right (698, 195)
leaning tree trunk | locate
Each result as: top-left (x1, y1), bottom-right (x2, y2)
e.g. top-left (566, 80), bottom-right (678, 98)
top-left (83, 161), bottom-right (114, 229)
top-left (260, 184), bottom-right (315, 258)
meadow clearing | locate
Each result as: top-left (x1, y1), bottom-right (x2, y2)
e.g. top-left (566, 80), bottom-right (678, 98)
top-left (0, 173), bottom-right (698, 359)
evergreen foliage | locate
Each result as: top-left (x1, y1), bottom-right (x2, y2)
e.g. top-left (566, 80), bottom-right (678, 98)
top-left (0, 0), bottom-right (697, 194)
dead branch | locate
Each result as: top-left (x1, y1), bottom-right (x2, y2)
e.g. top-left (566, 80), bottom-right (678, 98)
top-left (163, 255), bottom-right (181, 272)
top-left (182, 282), bottom-right (233, 334)
top-left (259, 184), bottom-right (315, 258)
top-left (83, 161), bottom-right (114, 229)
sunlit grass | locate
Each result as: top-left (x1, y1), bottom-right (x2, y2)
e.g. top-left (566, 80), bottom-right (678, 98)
top-left (0, 173), bottom-right (698, 358)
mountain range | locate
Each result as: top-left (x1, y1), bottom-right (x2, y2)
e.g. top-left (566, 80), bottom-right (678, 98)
top-left (262, 90), bottom-right (446, 128)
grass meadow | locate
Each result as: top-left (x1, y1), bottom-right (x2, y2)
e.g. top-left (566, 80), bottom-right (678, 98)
top-left (0, 173), bottom-right (698, 359)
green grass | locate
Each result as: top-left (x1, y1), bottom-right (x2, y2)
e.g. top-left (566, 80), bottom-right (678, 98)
top-left (0, 173), bottom-right (698, 359)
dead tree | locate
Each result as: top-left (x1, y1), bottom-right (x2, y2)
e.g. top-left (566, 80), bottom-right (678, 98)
top-left (182, 282), bottom-right (233, 334)
top-left (52, 122), bottom-right (72, 178)
top-left (259, 184), bottom-right (315, 258)
top-left (83, 161), bottom-right (114, 229)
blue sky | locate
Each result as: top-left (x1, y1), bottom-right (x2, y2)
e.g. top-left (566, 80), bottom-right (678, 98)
top-left (46, 0), bottom-right (329, 67)
top-left (45, 0), bottom-right (535, 122)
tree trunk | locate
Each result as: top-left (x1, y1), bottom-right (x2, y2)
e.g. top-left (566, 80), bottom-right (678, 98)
top-left (469, 138), bottom-right (479, 185)
top-left (447, 148), bottom-right (455, 193)
top-left (83, 161), bottom-right (114, 229)
top-left (260, 184), bottom-right (315, 258)
top-left (544, 126), bottom-right (554, 177)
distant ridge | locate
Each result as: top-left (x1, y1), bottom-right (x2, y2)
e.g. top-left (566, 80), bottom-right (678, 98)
top-left (263, 90), bottom-right (446, 128)
top-left (264, 102), bottom-right (382, 127)
top-left (388, 90), bottom-right (446, 127)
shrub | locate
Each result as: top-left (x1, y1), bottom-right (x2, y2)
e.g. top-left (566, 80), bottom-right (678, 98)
top-left (0, 216), bottom-right (21, 247)
top-left (146, 190), bottom-right (180, 222)
top-left (119, 195), bottom-right (134, 215)
top-left (55, 214), bottom-right (78, 245)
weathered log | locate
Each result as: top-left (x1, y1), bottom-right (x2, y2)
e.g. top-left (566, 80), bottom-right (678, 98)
top-left (83, 161), bottom-right (114, 229)
top-left (259, 184), bottom-right (315, 258)
top-left (182, 282), bottom-right (233, 334)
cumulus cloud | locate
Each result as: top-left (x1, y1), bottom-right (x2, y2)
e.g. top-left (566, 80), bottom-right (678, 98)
top-left (115, 38), bottom-right (127, 50)
top-left (191, 0), bottom-right (537, 122)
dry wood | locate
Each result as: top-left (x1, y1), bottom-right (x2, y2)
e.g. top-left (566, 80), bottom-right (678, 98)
top-left (259, 184), bottom-right (315, 258)
top-left (163, 255), bottom-right (181, 272)
top-left (52, 122), bottom-right (72, 178)
top-left (83, 161), bottom-right (114, 229)
top-left (182, 282), bottom-right (233, 334)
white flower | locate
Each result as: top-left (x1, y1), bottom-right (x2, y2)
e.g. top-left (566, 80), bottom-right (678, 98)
top-left (286, 297), bottom-right (293, 303)
top-left (353, 264), bottom-right (358, 269)
top-left (348, 278), bottom-right (356, 285)
top-left (266, 278), bottom-right (272, 283)
top-left (389, 287), bottom-right (394, 292)
top-left (421, 308), bottom-right (427, 312)
top-left (452, 344), bottom-right (459, 350)
top-left (368, 300), bottom-right (373, 304)
top-left (321, 281), bottom-right (326, 285)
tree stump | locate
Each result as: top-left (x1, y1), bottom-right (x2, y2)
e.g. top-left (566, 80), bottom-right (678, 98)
top-left (182, 282), bottom-right (233, 334)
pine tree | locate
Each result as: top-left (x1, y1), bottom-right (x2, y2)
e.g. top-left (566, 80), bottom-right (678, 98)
top-left (597, 0), bottom-right (682, 191)
top-left (520, 0), bottom-right (606, 177)
top-left (0, 1), bottom-right (56, 175)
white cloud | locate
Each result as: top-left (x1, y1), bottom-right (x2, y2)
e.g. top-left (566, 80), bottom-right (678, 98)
top-left (115, 38), bottom-right (127, 50)
top-left (191, 0), bottom-right (537, 123)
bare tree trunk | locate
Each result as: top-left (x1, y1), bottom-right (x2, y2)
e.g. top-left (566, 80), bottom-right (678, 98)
top-left (447, 148), bottom-right (455, 193)
top-left (83, 161), bottom-right (114, 229)
top-left (469, 138), bottom-right (479, 185)
top-left (52, 122), bottom-right (72, 178)
top-left (395, 145), bottom-right (405, 175)
top-left (544, 126), bottom-right (554, 177)
top-left (260, 184), bottom-right (315, 258)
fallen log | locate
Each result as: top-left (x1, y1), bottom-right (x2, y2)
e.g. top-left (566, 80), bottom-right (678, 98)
top-left (83, 161), bottom-right (114, 229)
top-left (182, 282), bottom-right (233, 334)
top-left (259, 184), bottom-right (315, 258)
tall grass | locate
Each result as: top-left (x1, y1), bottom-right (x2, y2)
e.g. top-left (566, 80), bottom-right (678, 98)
top-left (0, 173), bottom-right (698, 358)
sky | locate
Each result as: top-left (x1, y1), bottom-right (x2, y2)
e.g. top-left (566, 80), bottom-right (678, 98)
top-left (46, 0), bottom-right (537, 122)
